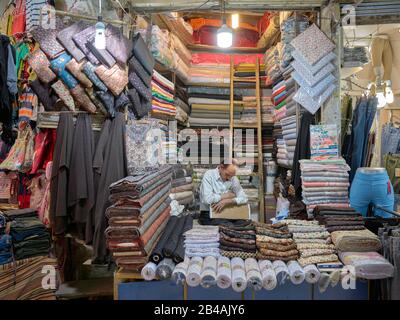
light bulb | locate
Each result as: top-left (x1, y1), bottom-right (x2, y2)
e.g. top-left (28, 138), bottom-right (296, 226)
top-left (95, 20), bottom-right (106, 49)
top-left (376, 91), bottom-right (387, 109)
top-left (232, 13), bottom-right (239, 29)
top-left (217, 24), bottom-right (233, 48)
top-left (385, 86), bottom-right (394, 104)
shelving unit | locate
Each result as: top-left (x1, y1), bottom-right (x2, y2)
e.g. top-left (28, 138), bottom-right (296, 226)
top-left (229, 56), bottom-right (265, 223)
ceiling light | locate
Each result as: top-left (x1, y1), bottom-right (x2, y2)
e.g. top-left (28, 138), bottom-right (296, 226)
top-left (217, 24), bottom-right (233, 48)
top-left (232, 13), bottom-right (239, 29)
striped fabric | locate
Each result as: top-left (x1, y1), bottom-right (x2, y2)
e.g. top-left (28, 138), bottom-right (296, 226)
top-left (26, 0), bottom-right (49, 31)
top-left (0, 256), bottom-right (57, 300)
top-left (18, 86), bottom-right (36, 122)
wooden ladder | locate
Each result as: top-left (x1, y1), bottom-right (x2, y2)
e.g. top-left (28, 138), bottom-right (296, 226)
top-left (229, 56), bottom-right (265, 223)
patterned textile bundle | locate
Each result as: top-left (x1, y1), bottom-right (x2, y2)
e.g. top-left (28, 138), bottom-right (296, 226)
top-left (217, 256), bottom-right (232, 289)
top-left (200, 256), bottom-right (218, 288)
top-left (184, 226), bottom-right (220, 258)
top-left (300, 158), bottom-right (351, 213)
top-left (151, 70), bottom-right (176, 119)
top-left (331, 229), bottom-right (381, 252)
top-left (283, 219), bottom-right (339, 267)
top-left (254, 221), bottom-right (299, 261)
top-left (219, 224), bottom-right (257, 259)
top-left (104, 167), bottom-right (173, 271)
top-left (258, 260), bottom-right (277, 290)
top-left (245, 258), bottom-right (263, 291)
top-left (172, 256), bottom-right (190, 285)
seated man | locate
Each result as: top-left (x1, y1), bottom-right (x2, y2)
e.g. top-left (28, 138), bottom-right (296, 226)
top-left (199, 159), bottom-right (249, 226)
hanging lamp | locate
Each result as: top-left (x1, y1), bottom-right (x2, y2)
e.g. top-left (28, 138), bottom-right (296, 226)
top-left (95, 0), bottom-right (106, 49)
top-left (217, 0), bottom-right (233, 48)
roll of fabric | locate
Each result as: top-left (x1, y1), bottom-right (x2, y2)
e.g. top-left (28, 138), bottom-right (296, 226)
top-left (155, 258), bottom-right (175, 280)
top-left (318, 272), bottom-right (331, 293)
top-left (200, 256), bottom-right (218, 288)
top-left (303, 264), bottom-right (321, 284)
top-left (163, 216), bottom-right (186, 257)
top-left (187, 256), bottom-right (203, 287)
top-left (150, 216), bottom-right (178, 264)
top-left (231, 257), bottom-right (247, 292)
top-left (245, 258), bottom-right (263, 291)
top-left (258, 260), bottom-right (277, 290)
top-left (141, 262), bottom-right (157, 281)
top-left (217, 256), bottom-right (232, 289)
top-left (272, 260), bottom-right (289, 285)
top-left (172, 257), bottom-right (190, 285)
top-left (173, 215), bottom-right (194, 263)
top-left (287, 260), bottom-right (305, 285)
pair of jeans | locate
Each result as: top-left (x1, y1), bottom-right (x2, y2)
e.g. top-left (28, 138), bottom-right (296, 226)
top-left (350, 169), bottom-right (394, 218)
top-left (348, 97), bottom-right (377, 182)
top-left (381, 124), bottom-right (400, 164)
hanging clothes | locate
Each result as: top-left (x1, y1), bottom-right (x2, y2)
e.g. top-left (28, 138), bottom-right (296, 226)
top-left (68, 113), bottom-right (95, 232)
top-left (49, 112), bottom-right (74, 235)
top-left (85, 118), bottom-right (112, 245)
top-left (0, 35), bottom-right (13, 127)
top-left (92, 112), bottom-right (127, 264)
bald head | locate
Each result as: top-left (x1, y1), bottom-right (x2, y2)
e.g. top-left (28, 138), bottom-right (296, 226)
top-left (218, 158), bottom-right (239, 181)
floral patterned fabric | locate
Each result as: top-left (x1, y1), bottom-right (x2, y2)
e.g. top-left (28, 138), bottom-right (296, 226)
top-left (72, 25), bottom-right (100, 65)
top-left (57, 21), bottom-right (90, 62)
top-left (95, 64), bottom-right (128, 96)
top-left (51, 80), bottom-right (75, 111)
top-left (50, 53), bottom-right (78, 89)
top-left (27, 49), bottom-right (56, 84)
top-left (30, 18), bottom-right (65, 59)
top-left (65, 58), bottom-right (92, 88)
top-left (125, 119), bottom-right (164, 175)
top-left (70, 84), bottom-right (96, 113)
top-left (82, 62), bottom-right (107, 92)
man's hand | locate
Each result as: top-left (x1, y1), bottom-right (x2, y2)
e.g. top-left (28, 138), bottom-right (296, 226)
top-left (211, 198), bottom-right (234, 213)
top-left (221, 192), bottom-right (236, 200)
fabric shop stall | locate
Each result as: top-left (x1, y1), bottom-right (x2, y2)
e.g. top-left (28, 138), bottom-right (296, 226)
top-left (0, 0), bottom-right (398, 301)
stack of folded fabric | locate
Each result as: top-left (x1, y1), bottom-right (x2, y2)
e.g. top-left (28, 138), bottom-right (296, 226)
top-left (188, 96), bottom-right (242, 127)
top-left (254, 221), bottom-right (299, 261)
top-left (300, 158), bottom-right (351, 212)
top-left (170, 33), bottom-right (191, 83)
top-left (234, 63), bottom-right (267, 84)
top-left (219, 223), bottom-right (257, 259)
top-left (188, 65), bottom-right (230, 85)
top-left (313, 206), bottom-right (366, 232)
top-left (290, 24), bottom-right (337, 115)
top-left (279, 15), bottom-right (309, 69)
top-left (264, 43), bottom-right (283, 85)
top-left (282, 219), bottom-right (339, 267)
top-left (148, 25), bottom-right (174, 68)
top-left (277, 115), bottom-right (297, 167)
top-left (6, 209), bottom-right (50, 260)
top-left (151, 70), bottom-right (176, 119)
top-left (169, 165), bottom-right (194, 207)
top-left (273, 77), bottom-right (296, 122)
top-left (158, 120), bottom-right (177, 164)
top-left (175, 97), bottom-right (190, 125)
top-left (0, 213), bottom-right (12, 265)
top-left (234, 133), bottom-right (258, 166)
top-left (105, 167), bottom-right (173, 270)
top-left (184, 226), bottom-right (220, 258)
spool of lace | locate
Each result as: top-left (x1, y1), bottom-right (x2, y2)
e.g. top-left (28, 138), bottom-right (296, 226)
top-left (231, 257), bottom-right (247, 292)
top-left (200, 256), bottom-right (217, 288)
top-left (172, 257), bottom-right (190, 285)
top-left (258, 260), bottom-right (277, 290)
top-left (141, 262), bottom-right (157, 281)
top-left (303, 264), bottom-right (321, 284)
top-left (272, 260), bottom-right (289, 285)
top-left (287, 260), bottom-right (305, 285)
top-left (244, 258), bottom-right (263, 291)
top-left (186, 256), bottom-right (203, 287)
top-left (217, 256), bottom-right (232, 289)
top-left (156, 258), bottom-right (175, 280)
